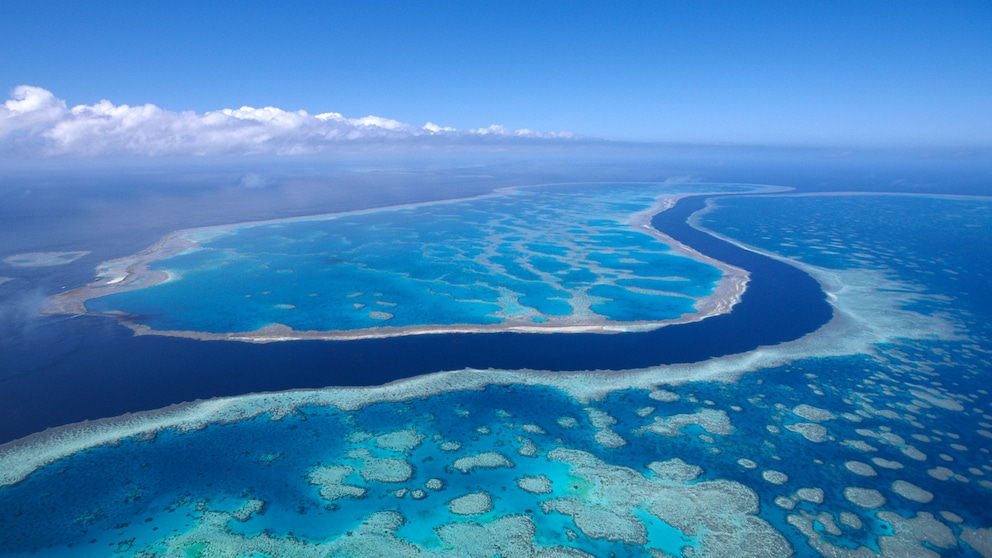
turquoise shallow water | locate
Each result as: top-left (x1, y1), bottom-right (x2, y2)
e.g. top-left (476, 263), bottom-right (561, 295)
top-left (3, 193), bottom-right (992, 556)
top-left (85, 183), bottom-right (744, 334)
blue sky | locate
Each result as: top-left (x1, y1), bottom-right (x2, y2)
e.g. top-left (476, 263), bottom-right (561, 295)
top-left (1, 0), bottom-right (990, 153)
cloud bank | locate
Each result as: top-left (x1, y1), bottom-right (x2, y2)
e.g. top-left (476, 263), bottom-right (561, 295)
top-left (0, 86), bottom-right (574, 157)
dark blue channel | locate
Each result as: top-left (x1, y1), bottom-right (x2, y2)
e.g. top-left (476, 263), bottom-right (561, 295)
top-left (0, 196), bottom-right (831, 444)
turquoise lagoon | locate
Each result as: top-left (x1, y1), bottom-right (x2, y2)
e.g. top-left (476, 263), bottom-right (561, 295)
top-left (2, 192), bottom-right (992, 556)
top-left (81, 183), bottom-right (753, 338)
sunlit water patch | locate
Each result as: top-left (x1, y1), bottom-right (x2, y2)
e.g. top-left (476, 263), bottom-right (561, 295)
top-left (64, 183), bottom-right (755, 340)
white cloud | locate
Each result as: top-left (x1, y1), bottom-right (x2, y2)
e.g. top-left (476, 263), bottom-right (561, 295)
top-left (0, 85), bottom-right (68, 138)
top-left (0, 86), bottom-right (575, 157)
top-left (422, 122), bottom-right (456, 133)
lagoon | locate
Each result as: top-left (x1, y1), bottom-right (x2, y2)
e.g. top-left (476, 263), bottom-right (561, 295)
top-left (66, 183), bottom-right (756, 340)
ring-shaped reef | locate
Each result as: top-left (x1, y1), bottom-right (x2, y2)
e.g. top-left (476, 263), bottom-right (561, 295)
top-left (61, 183), bottom-right (766, 341)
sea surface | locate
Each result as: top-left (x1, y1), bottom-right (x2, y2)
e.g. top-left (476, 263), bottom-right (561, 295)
top-left (85, 183), bottom-right (747, 334)
top-left (1, 173), bottom-right (991, 556)
top-left (0, 184), bottom-right (829, 443)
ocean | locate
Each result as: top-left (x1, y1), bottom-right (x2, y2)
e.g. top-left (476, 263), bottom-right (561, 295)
top-left (0, 157), bottom-right (990, 556)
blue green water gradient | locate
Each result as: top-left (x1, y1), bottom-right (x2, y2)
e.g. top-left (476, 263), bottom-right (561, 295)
top-left (3, 193), bottom-right (991, 556)
top-left (85, 184), bottom-right (750, 334)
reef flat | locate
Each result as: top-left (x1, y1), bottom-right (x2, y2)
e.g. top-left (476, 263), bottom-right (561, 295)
top-left (2, 250), bottom-right (90, 268)
top-left (3, 192), bottom-right (991, 557)
top-left (46, 183), bottom-right (761, 341)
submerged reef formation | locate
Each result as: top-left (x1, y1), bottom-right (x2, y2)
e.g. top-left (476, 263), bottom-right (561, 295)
top-left (47, 183), bottom-right (760, 340)
top-left (4, 341), bottom-right (992, 558)
top-left (2, 250), bottom-right (90, 267)
top-left (2, 192), bottom-right (991, 557)
top-left (0, 385), bottom-right (794, 557)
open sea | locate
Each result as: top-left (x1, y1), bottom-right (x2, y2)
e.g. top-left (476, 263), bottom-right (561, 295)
top-left (0, 156), bottom-right (990, 557)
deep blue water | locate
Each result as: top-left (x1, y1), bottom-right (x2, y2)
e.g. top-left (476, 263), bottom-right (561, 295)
top-left (2, 187), bottom-right (991, 556)
top-left (700, 194), bottom-right (992, 338)
top-left (0, 193), bottom-right (830, 444)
